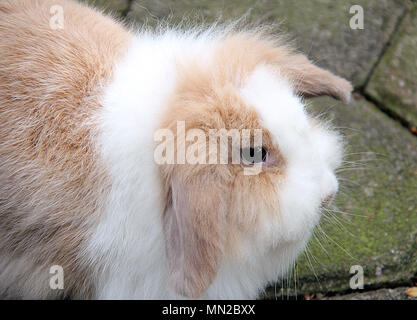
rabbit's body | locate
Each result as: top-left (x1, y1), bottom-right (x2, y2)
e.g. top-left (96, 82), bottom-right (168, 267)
top-left (0, 0), bottom-right (131, 298)
top-left (0, 0), bottom-right (352, 299)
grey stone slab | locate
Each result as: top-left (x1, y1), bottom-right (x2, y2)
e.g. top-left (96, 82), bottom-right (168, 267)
top-left (322, 287), bottom-right (416, 300)
top-left (366, 5), bottom-right (417, 127)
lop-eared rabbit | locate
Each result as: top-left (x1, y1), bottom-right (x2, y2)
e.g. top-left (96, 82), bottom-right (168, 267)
top-left (0, 0), bottom-right (352, 299)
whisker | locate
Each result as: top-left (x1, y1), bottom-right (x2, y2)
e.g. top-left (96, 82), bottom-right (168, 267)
top-left (327, 207), bottom-right (367, 218)
top-left (316, 225), bottom-right (357, 261)
top-left (292, 262), bottom-right (296, 300)
top-left (336, 167), bottom-right (368, 173)
top-left (286, 265), bottom-right (290, 300)
top-left (337, 177), bottom-right (361, 186)
top-left (323, 210), bottom-right (352, 229)
top-left (323, 209), bottom-right (356, 234)
top-left (303, 245), bottom-right (321, 286)
top-left (274, 279), bottom-right (277, 300)
top-left (343, 151), bottom-right (385, 158)
top-left (342, 159), bottom-right (375, 164)
top-left (312, 229), bottom-right (330, 257)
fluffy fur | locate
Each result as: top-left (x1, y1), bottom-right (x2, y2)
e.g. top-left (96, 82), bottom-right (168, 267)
top-left (0, 0), bottom-right (352, 299)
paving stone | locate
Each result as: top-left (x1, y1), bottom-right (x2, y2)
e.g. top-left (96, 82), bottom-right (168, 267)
top-left (322, 287), bottom-right (416, 300)
top-left (365, 5), bottom-right (417, 127)
top-left (126, 0), bottom-right (409, 87)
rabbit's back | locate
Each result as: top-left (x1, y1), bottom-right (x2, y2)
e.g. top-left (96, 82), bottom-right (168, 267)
top-left (0, 0), bottom-right (131, 298)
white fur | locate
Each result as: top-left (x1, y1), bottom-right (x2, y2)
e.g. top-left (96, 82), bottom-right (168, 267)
top-left (88, 31), bottom-right (343, 299)
top-left (88, 32), bottom-right (219, 299)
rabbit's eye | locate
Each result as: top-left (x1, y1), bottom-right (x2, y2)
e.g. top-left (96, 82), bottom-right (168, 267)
top-left (240, 146), bottom-right (268, 166)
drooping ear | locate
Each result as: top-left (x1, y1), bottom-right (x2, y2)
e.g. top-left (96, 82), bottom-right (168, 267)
top-left (163, 168), bottom-right (228, 298)
top-left (280, 53), bottom-right (353, 103)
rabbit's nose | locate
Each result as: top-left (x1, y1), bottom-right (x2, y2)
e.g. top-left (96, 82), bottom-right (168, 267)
top-left (321, 192), bottom-right (335, 208)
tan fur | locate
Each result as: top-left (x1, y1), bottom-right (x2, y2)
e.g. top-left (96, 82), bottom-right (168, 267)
top-left (0, 0), bottom-right (131, 298)
top-left (160, 31), bottom-right (351, 298)
top-left (215, 32), bottom-right (352, 102)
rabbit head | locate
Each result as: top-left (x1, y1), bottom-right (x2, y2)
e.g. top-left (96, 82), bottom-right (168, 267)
top-left (157, 32), bottom-right (352, 298)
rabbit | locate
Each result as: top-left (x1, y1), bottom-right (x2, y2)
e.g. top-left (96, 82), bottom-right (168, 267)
top-left (0, 0), bottom-right (352, 299)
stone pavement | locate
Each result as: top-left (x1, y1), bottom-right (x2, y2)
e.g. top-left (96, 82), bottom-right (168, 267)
top-left (83, 0), bottom-right (417, 299)
top-left (322, 287), bottom-right (415, 300)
